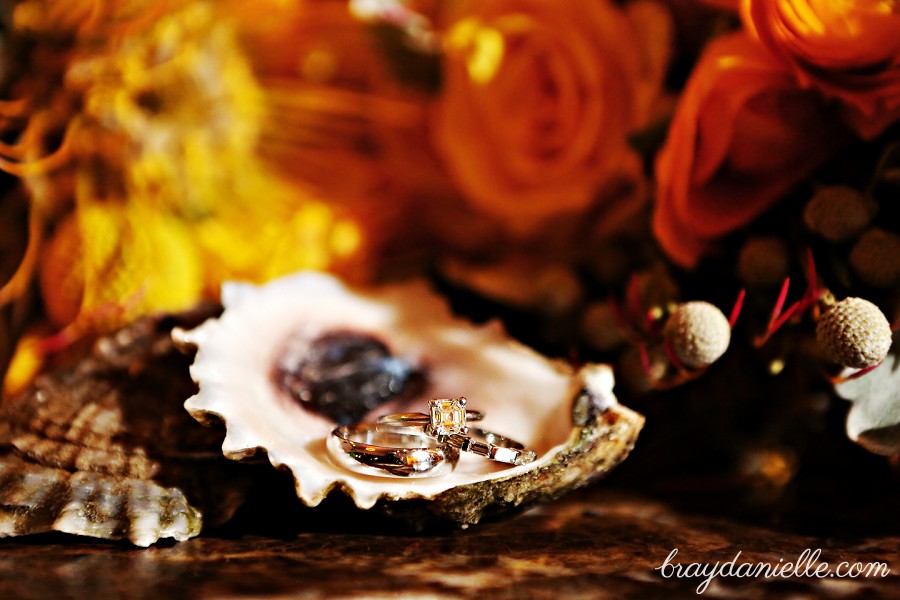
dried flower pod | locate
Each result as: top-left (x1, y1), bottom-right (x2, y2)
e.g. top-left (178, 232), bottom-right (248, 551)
top-left (663, 301), bottom-right (731, 369)
top-left (580, 302), bottom-right (624, 351)
top-left (737, 237), bottom-right (790, 288)
top-left (816, 297), bottom-right (892, 368)
top-left (587, 241), bottom-right (632, 286)
top-left (631, 266), bottom-right (680, 312)
top-left (803, 186), bottom-right (876, 242)
top-left (882, 167), bottom-right (900, 186)
top-left (849, 228), bottom-right (900, 288)
top-left (617, 345), bottom-right (667, 394)
top-left (534, 264), bottom-right (585, 316)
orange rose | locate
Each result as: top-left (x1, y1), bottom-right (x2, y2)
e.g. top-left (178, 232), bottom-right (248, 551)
top-left (743, 0), bottom-right (900, 138)
top-left (695, 0), bottom-right (740, 10)
top-left (654, 33), bottom-right (844, 268)
top-left (432, 0), bottom-right (668, 235)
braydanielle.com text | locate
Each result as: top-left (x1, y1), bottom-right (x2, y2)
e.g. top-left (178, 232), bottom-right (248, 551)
top-left (656, 548), bottom-right (891, 594)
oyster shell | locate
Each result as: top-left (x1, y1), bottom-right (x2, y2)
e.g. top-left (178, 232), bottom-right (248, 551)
top-left (0, 307), bottom-right (253, 546)
top-left (183, 272), bottom-right (643, 523)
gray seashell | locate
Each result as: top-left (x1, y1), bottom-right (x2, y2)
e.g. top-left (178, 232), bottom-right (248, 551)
top-left (0, 306), bottom-right (253, 546)
top-left (0, 453), bottom-right (200, 546)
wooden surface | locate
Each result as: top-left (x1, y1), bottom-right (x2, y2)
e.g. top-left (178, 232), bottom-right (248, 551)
top-left (1, 487), bottom-right (898, 600)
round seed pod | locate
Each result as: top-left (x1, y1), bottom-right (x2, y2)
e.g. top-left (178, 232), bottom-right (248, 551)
top-left (803, 186), bottom-right (876, 242)
top-left (882, 167), bottom-right (900, 186)
top-left (816, 297), bottom-right (892, 369)
top-left (849, 228), bottom-right (900, 289)
top-left (580, 301), bottom-right (624, 352)
top-left (737, 237), bottom-right (790, 288)
top-left (631, 266), bottom-right (679, 312)
top-left (617, 345), bottom-right (668, 394)
top-left (534, 264), bottom-right (584, 316)
top-left (663, 301), bottom-right (731, 369)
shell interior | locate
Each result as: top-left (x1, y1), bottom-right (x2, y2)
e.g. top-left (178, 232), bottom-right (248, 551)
top-left (183, 272), bottom-right (638, 511)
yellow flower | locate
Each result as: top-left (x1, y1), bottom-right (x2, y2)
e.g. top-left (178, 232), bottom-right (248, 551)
top-left (40, 200), bottom-right (203, 328)
top-left (0, 0), bottom-right (372, 391)
top-left (191, 175), bottom-right (365, 292)
top-left (2, 333), bottom-right (44, 398)
top-left (65, 1), bottom-right (263, 217)
top-left (1, 0), bottom-right (369, 333)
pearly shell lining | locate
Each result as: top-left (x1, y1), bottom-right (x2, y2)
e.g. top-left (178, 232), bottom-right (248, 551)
top-left (183, 273), bottom-right (599, 509)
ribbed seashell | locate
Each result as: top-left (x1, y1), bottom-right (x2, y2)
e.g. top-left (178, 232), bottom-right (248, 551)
top-left (182, 272), bottom-right (645, 524)
top-left (0, 453), bottom-right (199, 546)
top-left (0, 306), bottom-right (253, 546)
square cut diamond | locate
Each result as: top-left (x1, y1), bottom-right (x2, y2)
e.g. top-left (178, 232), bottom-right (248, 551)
top-left (429, 397), bottom-right (467, 436)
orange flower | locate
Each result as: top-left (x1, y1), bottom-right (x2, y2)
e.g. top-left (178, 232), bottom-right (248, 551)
top-left (743, 0), bottom-right (900, 138)
top-left (233, 0), bottom-right (430, 202)
top-left (654, 33), bottom-right (843, 268)
top-left (432, 0), bottom-right (668, 235)
top-left (696, 0), bottom-right (740, 10)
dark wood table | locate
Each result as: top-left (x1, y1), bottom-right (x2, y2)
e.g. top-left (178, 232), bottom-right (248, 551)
top-left (1, 486), bottom-right (897, 599)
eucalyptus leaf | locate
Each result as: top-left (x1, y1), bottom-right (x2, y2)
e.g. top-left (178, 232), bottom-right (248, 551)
top-left (835, 330), bottom-right (900, 456)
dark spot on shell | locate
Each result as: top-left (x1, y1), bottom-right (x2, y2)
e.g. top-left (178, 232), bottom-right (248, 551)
top-left (276, 330), bottom-right (426, 425)
top-left (82, 501), bottom-right (107, 524)
top-left (572, 389), bottom-right (614, 427)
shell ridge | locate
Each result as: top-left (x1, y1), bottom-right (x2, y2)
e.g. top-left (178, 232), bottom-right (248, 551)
top-left (182, 273), bottom-right (644, 521)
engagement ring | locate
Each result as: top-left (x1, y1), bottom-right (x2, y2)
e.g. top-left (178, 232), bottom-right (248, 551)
top-left (378, 398), bottom-right (537, 466)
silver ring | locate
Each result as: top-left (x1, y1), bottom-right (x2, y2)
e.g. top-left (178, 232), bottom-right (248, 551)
top-left (445, 427), bottom-right (537, 466)
top-left (377, 397), bottom-right (483, 437)
top-left (327, 423), bottom-right (459, 478)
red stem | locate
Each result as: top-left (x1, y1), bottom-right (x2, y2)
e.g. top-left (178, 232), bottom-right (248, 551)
top-left (625, 274), bottom-right (643, 326)
top-left (639, 344), bottom-right (653, 378)
top-left (803, 249), bottom-right (818, 303)
top-left (662, 338), bottom-right (687, 372)
top-left (728, 289), bottom-right (746, 329)
top-left (770, 277), bottom-right (791, 328)
top-left (831, 362), bottom-right (882, 383)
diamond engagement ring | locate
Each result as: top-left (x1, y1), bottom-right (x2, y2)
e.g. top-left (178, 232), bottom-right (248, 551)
top-left (378, 398), bottom-right (538, 466)
top-left (327, 423), bottom-right (460, 478)
top-left (377, 397), bottom-right (484, 437)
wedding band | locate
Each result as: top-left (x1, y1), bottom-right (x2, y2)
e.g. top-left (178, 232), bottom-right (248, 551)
top-left (327, 423), bottom-right (459, 478)
top-left (377, 397), bottom-right (483, 438)
top-left (445, 427), bottom-right (538, 466)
